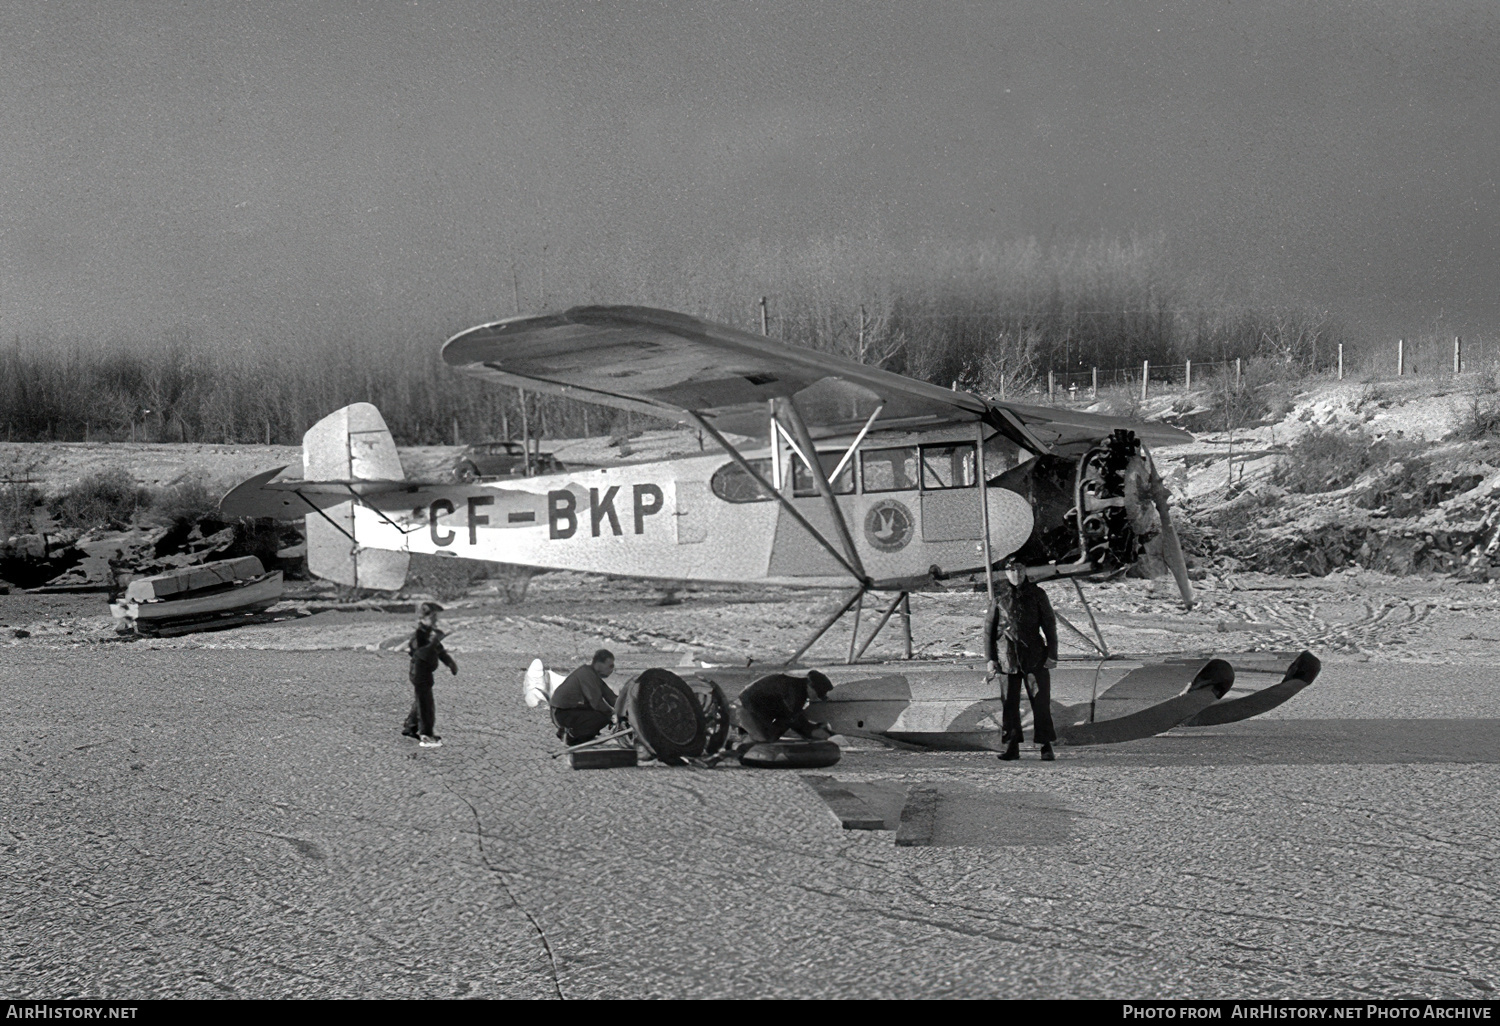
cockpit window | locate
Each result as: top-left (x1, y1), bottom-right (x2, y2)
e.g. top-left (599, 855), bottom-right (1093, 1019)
top-left (920, 443), bottom-right (978, 489)
top-left (861, 447), bottom-right (919, 493)
top-left (710, 458), bottom-right (776, 503)
top-left (791, 452), bottom-right (856, 497)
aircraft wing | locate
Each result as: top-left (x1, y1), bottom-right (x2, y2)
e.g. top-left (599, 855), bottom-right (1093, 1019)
top-left (442, 306), bottom-right (1192, 454)
top-left (989, 400), bottom-right (1192, 453)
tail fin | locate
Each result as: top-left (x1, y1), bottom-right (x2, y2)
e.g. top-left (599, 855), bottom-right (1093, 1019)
top-left (303, 403), bottom-right (410, 590)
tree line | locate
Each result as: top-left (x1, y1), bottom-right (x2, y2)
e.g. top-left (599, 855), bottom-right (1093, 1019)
top-left (0, 234), bottom-right (1349, 444)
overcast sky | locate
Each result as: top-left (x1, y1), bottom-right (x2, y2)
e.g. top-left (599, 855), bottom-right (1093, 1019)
top-left (2, 0), bottom-right (1497, 348)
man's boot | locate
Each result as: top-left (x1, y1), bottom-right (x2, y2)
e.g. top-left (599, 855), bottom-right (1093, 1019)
top-left (1039, 743), bottom-right (1055, 761)
top-left (999, 740), bottom-right (1020, 761)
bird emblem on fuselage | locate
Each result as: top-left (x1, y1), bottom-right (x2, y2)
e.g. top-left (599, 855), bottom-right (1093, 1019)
top-left (864, 499), bottom-right (914, 552)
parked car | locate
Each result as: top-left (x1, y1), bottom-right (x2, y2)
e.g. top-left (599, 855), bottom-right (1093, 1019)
top-left (451, 441), bottom-right (566, 482)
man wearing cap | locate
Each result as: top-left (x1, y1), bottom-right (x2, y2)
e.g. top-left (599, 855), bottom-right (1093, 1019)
top-left (549, 648), bottom-right (619, 745)
top-left (985, 561), bottom-right (1059, 761)
top-left (403, 601), bottom-right (458, 748)
top-left (732, 670), bottom-right (835, 743)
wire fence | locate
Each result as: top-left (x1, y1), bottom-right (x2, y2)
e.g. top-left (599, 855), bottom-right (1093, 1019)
top-left (995, 358), bottom-right (1245, 403)
top-left (998, 337), bottom-right (1500, 406)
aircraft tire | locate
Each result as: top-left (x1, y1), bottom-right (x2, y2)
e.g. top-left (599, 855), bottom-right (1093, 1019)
top-left (739, 739), bottom-right (841, 769)
top-left (627, 669), bottom-right (707, 762)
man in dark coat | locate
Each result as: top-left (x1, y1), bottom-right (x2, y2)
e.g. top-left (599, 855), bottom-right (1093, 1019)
top-left (733, 670), bottom-right (834, 743)
top-left (549, 649), bottom-right (618, 744)
top-left (985, 561), bottom-right (1059, 761)
top-left (403, 601), bottom-right (459, 748)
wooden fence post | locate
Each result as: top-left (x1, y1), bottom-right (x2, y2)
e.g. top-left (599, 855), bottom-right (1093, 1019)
top-left (1397, 338), bottom-right (1404, 376)
top-left (1236, 357), bottom-right (1242, 390)
top-left (1185, 359), bottom-right (1192, 390)
top-left (759, 297), bottom-right (769, 336)
top-left (1455, 336), bottom-right (1462, 377)
top-left (1141, 361), bottom-right (1149, 401)
top-left (1091, 366), bottom-right (1098, 398)
top-left (1337, 344), bottom-right (1344, 381)
top-left (1048, 369), bottom-right (1055, 400)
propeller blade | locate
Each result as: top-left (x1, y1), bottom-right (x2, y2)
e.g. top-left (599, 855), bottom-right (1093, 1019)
top-left (1148, 461), bottom-right (1195, 609)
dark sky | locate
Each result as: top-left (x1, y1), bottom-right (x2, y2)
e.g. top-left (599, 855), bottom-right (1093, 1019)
top-left (3, 0), bottom-right (1497, 347)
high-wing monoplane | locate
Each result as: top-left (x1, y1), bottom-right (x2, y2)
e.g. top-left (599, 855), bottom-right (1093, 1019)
top-left (221, 305), bottom-right (1319, 747)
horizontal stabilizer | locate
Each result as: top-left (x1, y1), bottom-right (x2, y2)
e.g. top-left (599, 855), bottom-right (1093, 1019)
top-left (219, 467), bottom-right (302, 520)
top-left (220, 472), bottom-right (497, 521)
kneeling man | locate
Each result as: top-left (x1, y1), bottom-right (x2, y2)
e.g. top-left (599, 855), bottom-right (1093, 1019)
top-left (733, 670), bottom-right (835, 743)
top-left (549, 648), bottom-right (618, 745)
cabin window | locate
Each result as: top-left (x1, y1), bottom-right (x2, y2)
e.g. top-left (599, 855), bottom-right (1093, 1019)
top-left (920, 443), bottom-right (978, 490)
top-left (861, 447), bottom-right (919, 493)
top-left (710, 458), bottom-right (776, 503)
top-left (791, 451), bottom-right (856, 497)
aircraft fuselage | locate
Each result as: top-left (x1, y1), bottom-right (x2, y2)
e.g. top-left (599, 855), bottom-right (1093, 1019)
top-left (353, 428), bottom-right (1033, 587)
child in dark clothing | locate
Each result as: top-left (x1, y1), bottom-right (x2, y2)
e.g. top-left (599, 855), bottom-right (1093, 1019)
top-left (402, 601), bottom-right (458, 747)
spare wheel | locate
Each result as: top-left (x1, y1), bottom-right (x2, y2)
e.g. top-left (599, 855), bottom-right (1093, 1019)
top-left (627, 668), bottom-right (706, 760)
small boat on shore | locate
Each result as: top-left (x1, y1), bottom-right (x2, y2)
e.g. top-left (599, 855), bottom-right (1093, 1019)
top-left (110, 555), bottom-right (284, 628)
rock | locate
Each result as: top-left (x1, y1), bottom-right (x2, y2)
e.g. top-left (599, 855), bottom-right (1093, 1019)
top-left (13, 534), bottom-right (46, 559)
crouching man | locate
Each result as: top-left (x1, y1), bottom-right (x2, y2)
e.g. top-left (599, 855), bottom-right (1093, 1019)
top-left (549, 648), bottom-right (618, 745)
top-left (732, 670), bottom-right (835, 743)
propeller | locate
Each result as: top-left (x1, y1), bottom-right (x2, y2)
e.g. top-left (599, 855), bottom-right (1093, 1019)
top-left (1146, 455), bottom-right (1195, 609)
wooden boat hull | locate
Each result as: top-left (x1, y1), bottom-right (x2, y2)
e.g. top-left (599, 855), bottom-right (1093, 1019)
top-left (111, 571), bottom-right (284, 623)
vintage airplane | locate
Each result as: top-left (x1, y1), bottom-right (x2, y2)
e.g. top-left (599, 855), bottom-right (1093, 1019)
top-left (221, 305), bottom-right (1319, 749)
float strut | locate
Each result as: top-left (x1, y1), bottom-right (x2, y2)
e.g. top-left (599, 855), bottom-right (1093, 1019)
top-left (1071, 577), bottom-right (1111, 658)
top-left (845, 590), bottom-right (865, 664)
top-left (851, 590), bottom-right (909, 662)
top-left (785, 588), bottom-right (866, 669)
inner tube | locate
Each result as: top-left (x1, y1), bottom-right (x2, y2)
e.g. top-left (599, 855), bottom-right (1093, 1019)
top-left (739, 739), bottom-right (841, 769)
top-left (626, 668), bottom-right (706, 762)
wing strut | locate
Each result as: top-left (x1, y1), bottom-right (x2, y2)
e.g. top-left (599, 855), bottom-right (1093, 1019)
top-left (778, 397), bottom-right (867, 581)
top-left (689, 412), bottom-right (869, 587)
